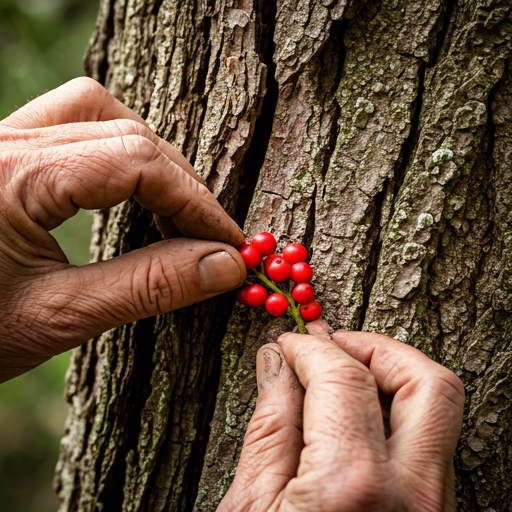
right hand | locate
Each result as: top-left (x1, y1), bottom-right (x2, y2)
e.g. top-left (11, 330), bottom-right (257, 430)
top-left (0, 77), bottom-right (246, 382)
top-left (219, 321), bottom-right (465, 512)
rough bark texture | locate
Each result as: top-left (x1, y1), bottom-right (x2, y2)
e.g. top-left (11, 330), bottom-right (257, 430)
top-left (55, 0), bottom-right (512, 510)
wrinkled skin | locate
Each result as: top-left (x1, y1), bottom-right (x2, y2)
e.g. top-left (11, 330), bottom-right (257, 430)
top-left (0, 79), bottom-right (464, 511)
top-left (0, 77), bottom-right (246, 383)
top-left (220, 320), bottom-right (465, 512)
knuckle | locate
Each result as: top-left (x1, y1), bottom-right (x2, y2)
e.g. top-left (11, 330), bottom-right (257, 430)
top-left (67, 77), bottom-right (116, 122)
top-left (287, 460), bottom-right (394, 512)
top-left (107, 119), bottom-right (157, 144)
top-left (69, 76), bottom-right (107, 101)
top-left (196, 181), bottom-right (213, 200)
top-left (427, 367), bottom-right (466, 408)
top-left (1, 149), bottom-right (43, 200)
top-left (131, 255), bottom-right (174, 315)
top-left (130, 252), bottom-right (195, 316)
top-left (118, 134), bottom-right (160, 162)
top-left (243, 402), bottom-right (291, 449)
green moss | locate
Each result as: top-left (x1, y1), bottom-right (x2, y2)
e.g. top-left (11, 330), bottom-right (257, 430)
top-left (388, 230), bottom-right (404, 241)
top-left (291, 169), bottom-right (314, 194)
top-left (441, 139), bottom-right (453, 150)
top-left (349, 289), bottom-right (363, 304)
top-left (432, 147), bottom-right (454, 164)
top-left (417, 212), bottom-right (434, 229)
top-left (335, 125), bottom-right (358, 147)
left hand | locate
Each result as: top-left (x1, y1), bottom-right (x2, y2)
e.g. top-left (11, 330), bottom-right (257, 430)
top-left (0, 77), bottom-right (246, 382)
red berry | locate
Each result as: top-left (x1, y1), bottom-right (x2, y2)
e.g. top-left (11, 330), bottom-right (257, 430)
top-left (240, 243), bottom-right (262, 269)
top-left (245, 284), bottom-right (268, 307)
top-left (265, 293), bottom-right (289, 316)
top-left (237, 287), bottom-right (249, 305)
top-left (292, 283), bottom-right (315, 304)
top-left (300, 301), bottom-right (322, 321)
top-left (283, 243), bottom-right (307, 264)
top-left (251, 232), bottom-right (277, 256)
top-left (266, 257), bottom-right (291, 282)
top-left (291, 262), bottom-right (313, 283)
top-left (264, 253), bottom-right (282, 272)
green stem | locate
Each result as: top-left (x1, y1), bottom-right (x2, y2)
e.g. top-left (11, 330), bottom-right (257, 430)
top-left (289, 303), bottom-right (307, 334)
top-left (253, 270), bottom-right (307, 334)
top-left (253, 270), bottom-right (283, 295)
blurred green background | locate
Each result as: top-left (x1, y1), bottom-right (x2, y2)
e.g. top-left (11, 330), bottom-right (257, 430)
top-left (0, 0), bottom-right (98, 511)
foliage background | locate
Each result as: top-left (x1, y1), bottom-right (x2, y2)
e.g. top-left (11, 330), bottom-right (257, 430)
top-left (0, 0), bottom-right (97, 510)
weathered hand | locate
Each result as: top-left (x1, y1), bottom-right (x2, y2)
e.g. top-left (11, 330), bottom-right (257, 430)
top-left (219, 321), bottom-right (465, 512)
top-left (0, 77), bottom-right (246, 383)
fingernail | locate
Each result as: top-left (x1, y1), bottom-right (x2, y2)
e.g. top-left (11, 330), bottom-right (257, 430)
top-left (199, 251), bottom-right (242, 293)
top-left (305, 319), bottom-right (333, 339)
top-left (277, 332), bottom-right (292, 344)
top-left (257, 346), bottom-right (283, 394)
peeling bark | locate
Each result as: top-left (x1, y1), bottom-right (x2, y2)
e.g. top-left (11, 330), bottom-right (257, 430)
top-left (56, 0), bottom-right (512, 510)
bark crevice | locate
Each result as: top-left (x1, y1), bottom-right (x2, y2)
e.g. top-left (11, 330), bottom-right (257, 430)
top-left (358, 0), bottom-right (457, 330)
top-left (234, 0), bottom-right (278, 228)
top-left (98, 317), bottom-right (158, 512)
top-left (181, 2), bottom-right (280, 508)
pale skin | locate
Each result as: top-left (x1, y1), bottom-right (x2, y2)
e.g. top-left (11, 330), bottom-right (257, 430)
top-left (0, 78), bottom-right (465, 510)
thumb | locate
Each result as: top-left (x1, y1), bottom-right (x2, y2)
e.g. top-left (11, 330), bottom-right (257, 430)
top-left (30, 238), bottom-right (246, 352)
top-left (219, 343), bottom-right (304, 512)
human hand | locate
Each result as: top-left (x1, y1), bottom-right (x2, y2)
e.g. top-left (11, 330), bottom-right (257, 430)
top-left (219, 321), bottom-right (465, 512)
top-left (0, 77), bottom-right (246, 383)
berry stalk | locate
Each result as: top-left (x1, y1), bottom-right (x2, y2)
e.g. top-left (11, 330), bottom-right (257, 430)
top-left (253, 268), bottom-right (307, 334)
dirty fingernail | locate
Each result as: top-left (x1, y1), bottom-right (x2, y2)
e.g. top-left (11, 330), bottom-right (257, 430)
top-left (199, 251), bottom-right (242, 293)
top-left (256, 346), bottom-right (283, 394)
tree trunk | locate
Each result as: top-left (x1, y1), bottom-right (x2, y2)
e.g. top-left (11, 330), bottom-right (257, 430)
top-left (54, 0), bottom-right (512, 510)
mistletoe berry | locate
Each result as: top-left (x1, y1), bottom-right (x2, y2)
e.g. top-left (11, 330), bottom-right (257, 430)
top-left (265, 293), bottom-right (289, 316)
top-left (264, 253), bottom-right (281, 272)
top-left (292, 283), bottom-right (315, 304)
top-left (283, 243), bottom-right (307, 264)
top-left (300, 301), bottom-right (322, 321)
top-left (240, 243), bottom-right (262, 269)
top-left (245, 284), bottom-right (268, 307)
top-left (237, 286), bottom-right (250, 305)
top-left (251, 232), bottom-right (277, 256)
top-left (266, 256), bottom-right (292, 282)
top-left (291, 261), bottom-right (313, 283)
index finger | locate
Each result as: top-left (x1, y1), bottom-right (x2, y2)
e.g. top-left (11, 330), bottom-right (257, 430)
top-left (0, 77), bottom-right (204, 188)
top-left (2, 77), bottom-right (147, 129)
top-left (331, 331), bottom-right (465, 467)
top-left (12, 135), bottom-right (244, 248)
top-left (277, 333), bottom-right (389, 469)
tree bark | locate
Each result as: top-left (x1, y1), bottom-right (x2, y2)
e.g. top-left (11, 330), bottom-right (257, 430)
top-left (54, 0), bottom-right (512, 510)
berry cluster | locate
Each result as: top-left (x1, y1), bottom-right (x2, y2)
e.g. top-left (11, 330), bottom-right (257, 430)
top-left (237, 232), bottom-right (321, 333)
